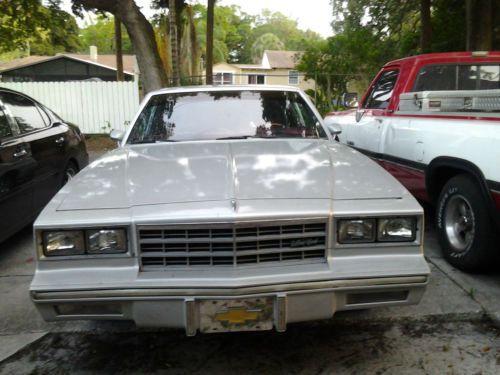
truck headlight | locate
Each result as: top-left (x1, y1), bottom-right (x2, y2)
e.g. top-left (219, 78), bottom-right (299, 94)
top-left (378, 217), bottom-right (416, 242)
top-left (87, 229), bottom-right (127, 254)
top-left (338, 219), bottom-right (376, 243)
top-left (43, 231), bottom-right (85, 256)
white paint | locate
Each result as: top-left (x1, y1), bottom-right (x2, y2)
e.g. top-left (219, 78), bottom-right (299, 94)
top-left (0, 81), bottom-right (140, 134)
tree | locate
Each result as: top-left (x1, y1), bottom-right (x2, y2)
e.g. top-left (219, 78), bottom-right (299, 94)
top-left (205, 0), bottom-right (215, 84)
top-left (115, 16), bottom-right (124, 81)
top-left (250, 33), bottom-right (285, 63)
top-left (0, 0), bottom-right (81, 55)
top-left (72, 0), bottom-right (167, 93)
top-left (420, 0), bottom-right (432, 52)
top-left (79, 16), bottom-right (133, 54)
top-left (169, 0), bottom-right (181, 85)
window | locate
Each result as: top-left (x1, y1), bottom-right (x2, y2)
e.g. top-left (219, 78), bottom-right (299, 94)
top-left (288, 70), bottom-right (299, 85)
top-left (413, 64), bottom-right (500, 91)
top-left (127, 90), bottom-right (327, 143)
top-left (364, 70), bottom-right (399, 109)
top-left (0, 92), bottom-right (49, 133)
top-left (213, 72), bottom-right (233, 85)
top-left (0, 109), bottom-right (13, 139)
top-left (248, 74), bottom-right (265, 84)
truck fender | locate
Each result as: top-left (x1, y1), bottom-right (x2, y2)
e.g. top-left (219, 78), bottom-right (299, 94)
top-left (425, 157), bottom-right (498, 225)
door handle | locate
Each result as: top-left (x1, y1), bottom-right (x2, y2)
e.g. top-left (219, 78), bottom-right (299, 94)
top-left (55, 136), bottom-right (65, 144)
top-left (347, 141), bottom-right (355, 146)
top-left (13, 149), bottom-right (27, 158)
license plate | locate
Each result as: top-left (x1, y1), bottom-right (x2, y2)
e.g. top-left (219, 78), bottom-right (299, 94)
top-left (199, 297), bottom-right (274, 333)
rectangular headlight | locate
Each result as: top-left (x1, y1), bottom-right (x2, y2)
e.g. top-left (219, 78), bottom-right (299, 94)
top-left (87, 229), bottom-right (127, 254)
top-left (338, 219), bottom-right (376, 243)
top-left (377, 217), bottom-right (417, 242)
top-left (43, 231), bottom-right (85, 256)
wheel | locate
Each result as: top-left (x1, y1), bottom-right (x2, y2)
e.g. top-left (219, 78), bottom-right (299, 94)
top-left (436, 174), bottom-right (497, 272)
top-left (62, 161), bottom-right (78, 186)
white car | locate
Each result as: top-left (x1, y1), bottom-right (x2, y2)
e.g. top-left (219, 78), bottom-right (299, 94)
top-left (30, 85), bottom-right (429, 335)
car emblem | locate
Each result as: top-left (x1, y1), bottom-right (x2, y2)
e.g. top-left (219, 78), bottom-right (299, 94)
top-left (290, 238), bottom-right (319, 248)
top-left (215, 307), bottom-right (261, 324)
top-left (231, 199), bottom-right (238, 212)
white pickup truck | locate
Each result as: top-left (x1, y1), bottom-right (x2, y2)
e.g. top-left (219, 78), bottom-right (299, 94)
top-left (324, 51), bottom-right (500, 272)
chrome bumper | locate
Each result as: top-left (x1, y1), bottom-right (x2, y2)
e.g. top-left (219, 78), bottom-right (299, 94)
top-left (31, 276), bottom-right (428, 335)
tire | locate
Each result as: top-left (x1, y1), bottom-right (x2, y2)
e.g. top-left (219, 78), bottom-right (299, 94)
top-left (62, 161), bottom-right (78, 186)
top-left (436, 174), bottom-right (497, 272)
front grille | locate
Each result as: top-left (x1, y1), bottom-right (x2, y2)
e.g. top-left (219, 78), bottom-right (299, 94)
top-left (138, 220), bottom-right (328, 270)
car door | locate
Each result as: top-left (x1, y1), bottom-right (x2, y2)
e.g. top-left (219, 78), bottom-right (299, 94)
top-left (0, 91), bottom-right (66, 212)
top-left (0, 103), bottom-right (36, 241)
top-left (346, 69), bottom-right (400, 155)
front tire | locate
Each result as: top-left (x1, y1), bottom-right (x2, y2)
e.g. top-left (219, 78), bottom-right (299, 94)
top-left (436, 174), bottom-right (497, 272)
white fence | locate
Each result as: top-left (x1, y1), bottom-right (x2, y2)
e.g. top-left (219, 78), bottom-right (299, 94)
top-left (0, 81), bottom-right (140, 134)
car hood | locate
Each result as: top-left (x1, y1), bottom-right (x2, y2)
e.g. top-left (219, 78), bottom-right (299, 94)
top-left (57, 139), bottom-right (406, 211)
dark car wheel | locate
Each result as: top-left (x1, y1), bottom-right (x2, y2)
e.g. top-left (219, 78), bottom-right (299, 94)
top-left (62, 161), bottom-right (78, 186)
top-left (436, 174), bottom-right (497, 272)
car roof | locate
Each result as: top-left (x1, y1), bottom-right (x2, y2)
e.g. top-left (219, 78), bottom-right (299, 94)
top-left (148, 84), bottom-right (304, 96)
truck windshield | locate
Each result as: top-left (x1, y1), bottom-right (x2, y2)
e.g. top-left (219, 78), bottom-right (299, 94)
top-left (127, 90), bottom-right (327, 144)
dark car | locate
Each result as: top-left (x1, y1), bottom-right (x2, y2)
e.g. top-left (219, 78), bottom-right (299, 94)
top-left (0, 88), bottom-right (88, 242)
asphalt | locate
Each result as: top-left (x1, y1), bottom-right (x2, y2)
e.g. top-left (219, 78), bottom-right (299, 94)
top-left (0, 153), bottom-right (498, 363)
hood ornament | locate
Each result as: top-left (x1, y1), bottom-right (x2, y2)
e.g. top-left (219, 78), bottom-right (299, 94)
top-left (230, 198), bottom-right (238, 212)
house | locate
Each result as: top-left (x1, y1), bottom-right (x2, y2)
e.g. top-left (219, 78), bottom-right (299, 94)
top-left (212, 50), bottom-right (315, 91)
top-left (0, 47), bottom-right (138, 82)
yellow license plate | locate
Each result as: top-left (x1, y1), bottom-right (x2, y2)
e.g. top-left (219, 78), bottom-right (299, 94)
top-left (199, 297), bottom-right (273, 333)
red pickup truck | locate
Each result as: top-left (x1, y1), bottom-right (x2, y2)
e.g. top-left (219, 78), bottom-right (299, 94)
top-left (324, 51), bottom-right (500, 272)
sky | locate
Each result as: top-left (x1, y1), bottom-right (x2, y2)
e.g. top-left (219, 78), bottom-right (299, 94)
top-left (59, 0), bottom-right (334, 38)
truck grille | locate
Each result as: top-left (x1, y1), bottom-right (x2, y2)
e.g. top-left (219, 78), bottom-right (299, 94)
top-left (138, 220), bottom-right (328, 270)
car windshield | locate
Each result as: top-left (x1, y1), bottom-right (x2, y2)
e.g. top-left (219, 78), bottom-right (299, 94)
top-left (127, 90), bottom-right (327, 143)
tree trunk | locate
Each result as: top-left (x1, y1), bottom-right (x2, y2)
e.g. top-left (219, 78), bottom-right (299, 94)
top-left (169, 0), bottom-right (180, 86)
top-left (477, 0), bottom-right (492, 50)
top-left (420, 0), bottom-right (432, 53)
top-left (72, 0), bottom-right (167, 93)
top-left (206, 0), bottom-right (215, 84)
top-left (187, 5), bottom-right (199, 82)
top-left (466, 0), bottom-right (475, 50)
top-left (114, 16), bottom-right (124, 82)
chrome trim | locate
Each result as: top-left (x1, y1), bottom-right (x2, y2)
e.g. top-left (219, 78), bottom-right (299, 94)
top-left (31, 275), bottom-right (428, 301)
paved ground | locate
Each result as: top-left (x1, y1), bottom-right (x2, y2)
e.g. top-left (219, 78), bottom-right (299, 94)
top-left (0, 150), bottom-right (499, 373)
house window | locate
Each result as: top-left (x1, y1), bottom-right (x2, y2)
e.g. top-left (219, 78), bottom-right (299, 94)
top-left (213, 72), bottom-right (233, 85)
top-left (288, 70), bottom-right (299, 85)
top-left (248, 74), bottom-right (265, 84)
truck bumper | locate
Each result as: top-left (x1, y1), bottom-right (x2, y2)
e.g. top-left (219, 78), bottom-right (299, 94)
top-left (31, 275), bottom-right (427, 335)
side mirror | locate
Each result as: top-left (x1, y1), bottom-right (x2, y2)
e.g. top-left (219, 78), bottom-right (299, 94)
top-left (110, 129), bottom-right (125, 142)
top-left (326, 123), bottom-right (342, 136)
top-left (355, 108), bottom-right (365, 122)
top-left (342, 92), bottom-right (358, 108)
top-left (51, 121), bottom-right (63, 127)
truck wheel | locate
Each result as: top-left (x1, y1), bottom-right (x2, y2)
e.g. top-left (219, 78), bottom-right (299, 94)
top-left (436, 174), bottom-right (496, 272)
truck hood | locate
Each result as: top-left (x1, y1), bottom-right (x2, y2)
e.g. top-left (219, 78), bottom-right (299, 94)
top-left (57, 139), bottom-right (406, 211)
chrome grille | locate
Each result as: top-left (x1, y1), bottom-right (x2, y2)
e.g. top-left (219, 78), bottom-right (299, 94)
top-left (138, 221), bottom-right (328, 270)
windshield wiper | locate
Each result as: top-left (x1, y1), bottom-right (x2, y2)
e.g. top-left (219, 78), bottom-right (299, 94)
top-left (216, 136), bottom-right (256, 140)
top-left (131, 138), bottom-right (178, 144)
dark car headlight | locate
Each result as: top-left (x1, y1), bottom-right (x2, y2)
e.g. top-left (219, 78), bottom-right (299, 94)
top-left (338, 219), bottom-right (376, 243)
top-left (42, 228), bottom-right (128, 257)
top-left (377, 217), bottom-right (416, 242)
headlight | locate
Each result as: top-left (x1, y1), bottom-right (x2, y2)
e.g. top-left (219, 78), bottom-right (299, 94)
top-left (337, 217), bottom-right (418, 244)
top-left (42, 228), bottom-right (128, 257)
top-left (43, 231), bottom-right (85, 256)
top-left (87, 229), bottom-right (127, 254)
top-left (338, 219), bottom-right (376, 243)
top-left (378, 217), bottom-right (416, 242)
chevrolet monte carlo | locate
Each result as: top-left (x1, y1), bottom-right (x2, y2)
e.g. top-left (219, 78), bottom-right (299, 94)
top-left (30, 86), bottom-right (429, 335)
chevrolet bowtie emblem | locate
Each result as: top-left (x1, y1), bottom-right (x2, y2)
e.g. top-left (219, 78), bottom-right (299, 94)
top-left (215, 307), bottom-right (260, 324)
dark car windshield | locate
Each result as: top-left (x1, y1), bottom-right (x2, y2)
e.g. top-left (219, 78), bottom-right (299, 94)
top-left (127, 90), bottom-right (327, 143)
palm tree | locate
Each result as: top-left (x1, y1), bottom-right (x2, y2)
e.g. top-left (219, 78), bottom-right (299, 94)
top-left (205, 0), bottom-right (215, 84)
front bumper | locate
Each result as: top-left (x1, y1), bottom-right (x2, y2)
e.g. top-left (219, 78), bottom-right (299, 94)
top-left (31, 275), bottom-right (427, 335)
